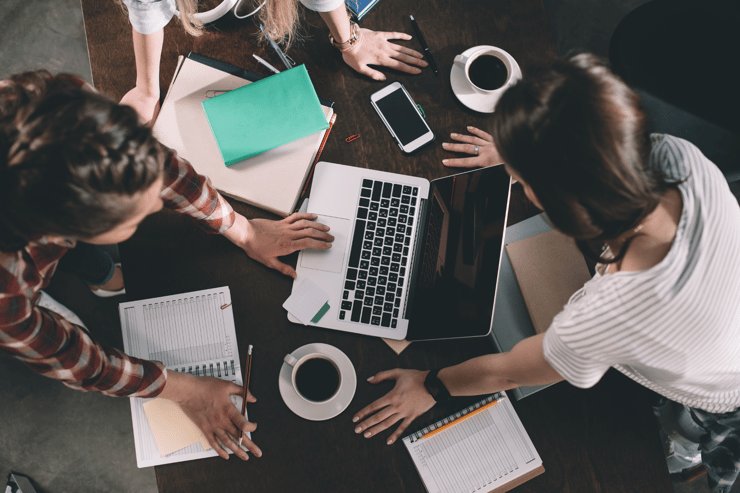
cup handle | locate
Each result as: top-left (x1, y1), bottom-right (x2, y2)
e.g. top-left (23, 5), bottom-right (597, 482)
top-left (284, 354), bottom-right (298, 367)
top-left (453, 54), bottom-right (468, 70)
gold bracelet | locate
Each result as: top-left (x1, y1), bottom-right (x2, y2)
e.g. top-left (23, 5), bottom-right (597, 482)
top-left (329, 20), bottom-right (361, 52)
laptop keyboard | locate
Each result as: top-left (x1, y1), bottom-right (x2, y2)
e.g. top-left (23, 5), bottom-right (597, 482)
top-left (339, 179), bottom-right (418, 328)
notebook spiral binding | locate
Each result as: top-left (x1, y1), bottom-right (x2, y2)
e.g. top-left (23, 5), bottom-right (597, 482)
top-left (408, 392), bottom-right (504, 442)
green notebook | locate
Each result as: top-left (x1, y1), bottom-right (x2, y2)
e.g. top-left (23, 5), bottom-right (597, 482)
top-left (202, 64), bottom-right (329, 166)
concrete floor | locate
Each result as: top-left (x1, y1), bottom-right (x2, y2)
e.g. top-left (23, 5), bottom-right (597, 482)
top-left (0, 0), bottom-right (735, 492)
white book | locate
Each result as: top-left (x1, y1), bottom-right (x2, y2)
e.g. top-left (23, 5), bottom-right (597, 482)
top-left (403, 393), bottom-right (544, 493)
top-left (152, 53), bottom-right (334, 217)
top-left (119, 286), bottom-right (247, 468)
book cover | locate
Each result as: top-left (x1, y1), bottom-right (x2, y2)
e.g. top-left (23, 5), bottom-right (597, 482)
top-left (202, 64), bottom-right (329, 166)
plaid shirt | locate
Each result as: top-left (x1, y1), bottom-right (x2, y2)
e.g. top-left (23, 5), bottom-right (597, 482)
top-left (0, 151), bottom-right (235, 397)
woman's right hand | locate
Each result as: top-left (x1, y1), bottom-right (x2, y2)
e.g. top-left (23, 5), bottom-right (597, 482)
top-left (351, 369), bottom-right (436, 445)
top-left (442, 126), bottom-right (504, 168)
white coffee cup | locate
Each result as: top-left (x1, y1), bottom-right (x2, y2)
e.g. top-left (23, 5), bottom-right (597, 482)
top-left (453, 46), bottom-right (520, 95)
top-left (283, 351), bottom-right (342, 403)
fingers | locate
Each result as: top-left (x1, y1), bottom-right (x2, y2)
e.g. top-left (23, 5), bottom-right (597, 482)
top-left (441, 142), bottom-right (478, 154)
top-left (449, 132), bottom-right (490, 146)
top-left (392, 44), bottom-right (425, 60)
top-left (358, 64), bottom-right (387, 82)
top-left (442, 157), bottom-right (482, 168)
top-left (216, 430), bottom-right (250, 460)
top-left (352, 396), bottom-right (391, 423)
top-left (288, 218), bottom-right (330, 233)
top-left (266, 258), bottom-right (297, 279)
top-left (283, 212), bottom-right (318, 223)
top-left (381, 31), bottom-right (412, 41)
top-left (354, 407), bottom-right (398, 437)
top-left (367, 368), bottom-right (401, 383)
top-left (290, 237), bottom-right (334, 251)
top-left (384, 59), bottom-right (422, 75)
top-left (466, 126), bottom-right (494, 141)
top-left (387, 416), bottom-right (416, 445)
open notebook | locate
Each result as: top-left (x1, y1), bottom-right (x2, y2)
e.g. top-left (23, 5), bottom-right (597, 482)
top-left (119, 287), bottom-right (246, 468)
top-left (403, 393), bottom-right (543, 493)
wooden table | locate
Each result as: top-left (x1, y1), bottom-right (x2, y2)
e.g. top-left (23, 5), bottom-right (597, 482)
top-left (81, 0), bottom-right (673, 491)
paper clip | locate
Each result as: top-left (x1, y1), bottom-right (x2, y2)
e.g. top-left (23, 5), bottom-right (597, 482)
top-left (345, 134), bottom-right (360, 143)
top-left (417, 104), bottom-right (425, 118)
top-left (220, 302), bottom-right (232, 310)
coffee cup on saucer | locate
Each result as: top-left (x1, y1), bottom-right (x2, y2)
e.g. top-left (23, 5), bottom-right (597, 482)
top-left (279, 343), bottom-right (356, 421)
top-left (450, 46), bottom-right (522, 113)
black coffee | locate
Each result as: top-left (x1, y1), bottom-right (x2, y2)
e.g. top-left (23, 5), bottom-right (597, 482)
top-left (468, 55), bottom-right (508, 91)
top-left (295, 357), bottom-right (340, 402)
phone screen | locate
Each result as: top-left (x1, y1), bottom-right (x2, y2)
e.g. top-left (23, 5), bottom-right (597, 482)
top-left (375, 88), bottom-right (430, 146)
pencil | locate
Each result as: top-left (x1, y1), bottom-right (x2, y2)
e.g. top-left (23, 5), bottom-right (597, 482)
top-left (238, 345), bottom-right (253, 446)
top-left (299, 113), bottom-right (337, 200)
top-left (420, 396), bottom-right (502, 440)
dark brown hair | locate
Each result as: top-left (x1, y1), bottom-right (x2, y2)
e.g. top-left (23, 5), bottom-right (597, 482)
top-left (491, 53), bottom-right (670, 262)
top-left (0, 71), bottom-right (164, 252)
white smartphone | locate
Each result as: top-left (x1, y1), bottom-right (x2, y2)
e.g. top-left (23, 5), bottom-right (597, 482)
top-left (370, 82), bottom-right (435, 153)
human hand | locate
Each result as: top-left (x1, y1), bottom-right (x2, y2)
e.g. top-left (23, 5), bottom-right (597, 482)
top-left (352, 369), bottom-right (435, 445)
top-left (224, 213), bottom-right (334, 278)
top-left (119, 86), bottom-right (160, 126)
top-left (161, 371), bottom-right (261, 460)
top-left (442, 126), bottom-right (504, 168)
top-left (342, 29), bottom-right (427, 81)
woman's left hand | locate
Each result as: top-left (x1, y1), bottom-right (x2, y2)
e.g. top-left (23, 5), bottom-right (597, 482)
top-left (342, 29), bottom-right (427, 81)
top-left (224, 213), bottom-right (334, 278)
top-left (442, 126), bottom-right (504, 168)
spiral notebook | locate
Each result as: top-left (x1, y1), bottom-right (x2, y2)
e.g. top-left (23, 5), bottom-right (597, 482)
top-left (119, 287), bottom-right (247, 468)
top-left (403, 392), bottom-right (544, 493)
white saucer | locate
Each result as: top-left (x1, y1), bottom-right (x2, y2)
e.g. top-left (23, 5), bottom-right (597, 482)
top-left (450, 46), bottom-right (522, 113)
top-left (279, 343), bottom-right (357, 421)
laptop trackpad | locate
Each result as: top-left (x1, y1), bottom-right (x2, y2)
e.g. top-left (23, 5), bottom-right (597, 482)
top-left (300, 215), bottom-right (350, 274)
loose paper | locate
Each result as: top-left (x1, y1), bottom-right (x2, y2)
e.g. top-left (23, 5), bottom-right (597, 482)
top-left (143, 398), bottom-right (212, 456)
top-left (283, 279), bottom-right (330, 325)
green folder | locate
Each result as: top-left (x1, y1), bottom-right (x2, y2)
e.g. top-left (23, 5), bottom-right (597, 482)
top-left (202, 64), bottom-right (329, 167)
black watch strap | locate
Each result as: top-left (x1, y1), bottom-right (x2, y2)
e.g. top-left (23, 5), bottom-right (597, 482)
top-left (424, 369), bottom-right (452, 404)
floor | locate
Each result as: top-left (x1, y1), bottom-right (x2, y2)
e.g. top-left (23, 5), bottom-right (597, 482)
top-left (0, 1), bottom-right (735, 492)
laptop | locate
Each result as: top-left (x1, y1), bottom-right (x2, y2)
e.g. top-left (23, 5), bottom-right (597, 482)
top-left (288, 161), bottom-right (512, 341)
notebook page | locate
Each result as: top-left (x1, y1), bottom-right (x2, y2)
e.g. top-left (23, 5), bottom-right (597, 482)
top-left (403, 393), bottom-right (543, 493)
top-left (119, 287), bottom-right (247, 468)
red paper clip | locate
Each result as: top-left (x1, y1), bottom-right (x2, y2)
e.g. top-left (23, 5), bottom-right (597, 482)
top-left (220, 303), bottom-right (232, 310)
top-left (345, 134), bottom-right (360, 143)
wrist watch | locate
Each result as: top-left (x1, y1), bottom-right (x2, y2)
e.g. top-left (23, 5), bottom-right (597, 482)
top-left (424, 369), bottom-right (452, 404)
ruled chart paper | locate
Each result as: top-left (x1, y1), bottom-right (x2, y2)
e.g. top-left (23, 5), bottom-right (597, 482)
top-left (403, 393), bottom-right (543, 493)
top-left (119, 287), bottom-right (247, 468)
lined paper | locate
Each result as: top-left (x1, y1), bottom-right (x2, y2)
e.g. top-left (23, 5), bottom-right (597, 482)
top-left (119, 287), bottom-right (247, 468)
top-left (403, 393), bottom-right (543, 493)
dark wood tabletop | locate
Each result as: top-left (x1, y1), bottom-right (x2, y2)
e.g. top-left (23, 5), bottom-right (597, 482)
top-left (81, 0), bottom-right (673, 491)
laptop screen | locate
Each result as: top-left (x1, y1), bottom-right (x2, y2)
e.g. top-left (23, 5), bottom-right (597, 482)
top-left (406, 165), bottom-right (512, 341)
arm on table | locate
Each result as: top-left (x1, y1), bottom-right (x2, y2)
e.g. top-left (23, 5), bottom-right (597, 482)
top-left (318, 5), bottom-right (427, 81)
top-left (352, 333), bottom-right (564, 444)
top-left (119, 27), bottom-right (163, 124)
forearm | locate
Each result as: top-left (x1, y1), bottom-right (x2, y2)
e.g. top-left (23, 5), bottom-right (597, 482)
top-left (438, 333), bottom-right (564, 396)
top-left (319, 5), bottom-right (352, 43)
top-left (131, 27), bottom-right (164, 97)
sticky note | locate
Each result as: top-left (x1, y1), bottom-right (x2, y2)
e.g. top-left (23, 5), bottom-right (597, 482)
top-left (143, 398), bottom-right (211, 456)
top-left (283, 279), bottom-right (330, 325)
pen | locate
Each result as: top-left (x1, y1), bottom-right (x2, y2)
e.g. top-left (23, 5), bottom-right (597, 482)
top-left (238, 345), bottom-right (253, 447)
top-left (253, 54), bottom-right (280, 74)
top-left (409, 15), bottom-right (438, 75)
top-left (260, 24), bottom-right (294, 71)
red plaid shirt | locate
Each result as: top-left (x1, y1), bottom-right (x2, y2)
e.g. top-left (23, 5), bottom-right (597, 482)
top-left (0, 151), bottom-right (235, 397)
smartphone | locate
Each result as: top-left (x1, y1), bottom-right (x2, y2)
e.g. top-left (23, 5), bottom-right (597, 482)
top-left (370, 82), bottom-right (435, 153)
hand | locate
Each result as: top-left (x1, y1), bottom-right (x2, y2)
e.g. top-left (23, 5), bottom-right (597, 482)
top-left (120, 86), bottom-right (160, 125)
top-left (159, 371), bottom-right (262, 460)
top-left (342, 29), bottom-right (427, 81)
top-left (352, 369), bottom-right (435, 445)
top-left (224, 213), bottom-right (334, 278)
top-left (442, 126), bottom-right (504, 168)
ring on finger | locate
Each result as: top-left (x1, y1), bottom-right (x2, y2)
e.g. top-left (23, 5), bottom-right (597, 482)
top-left (474, 145), bottom-right (479, 155)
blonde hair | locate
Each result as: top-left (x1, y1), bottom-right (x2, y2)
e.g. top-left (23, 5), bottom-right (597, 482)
top-left (257, 0), bottom-right (302, 50)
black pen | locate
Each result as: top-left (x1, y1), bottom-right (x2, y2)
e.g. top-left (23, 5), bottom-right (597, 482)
top-left (409, 15), bottom-right (438, 75)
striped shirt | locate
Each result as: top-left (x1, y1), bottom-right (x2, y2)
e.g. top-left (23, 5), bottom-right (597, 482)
top-left (0, 151), bottom-right (235, 398)
top-left (542, 134), bottom-right (740, 413)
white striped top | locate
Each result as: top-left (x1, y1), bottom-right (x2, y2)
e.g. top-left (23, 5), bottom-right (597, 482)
top-left (542, 134), bottom-right (740, 413)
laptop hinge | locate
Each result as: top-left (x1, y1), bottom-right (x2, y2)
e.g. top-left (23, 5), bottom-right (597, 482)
top-left (402, 196), bottom-right (429, 320)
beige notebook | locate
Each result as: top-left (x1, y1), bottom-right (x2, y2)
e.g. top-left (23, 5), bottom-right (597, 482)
top-left (152, 53), bottom-right (333, 217)
top-left (505, 229), bottom-right (591, 333)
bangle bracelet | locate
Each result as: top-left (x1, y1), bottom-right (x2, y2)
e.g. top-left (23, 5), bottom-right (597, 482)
top-left (329, 20), bottom-right (361, 52)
